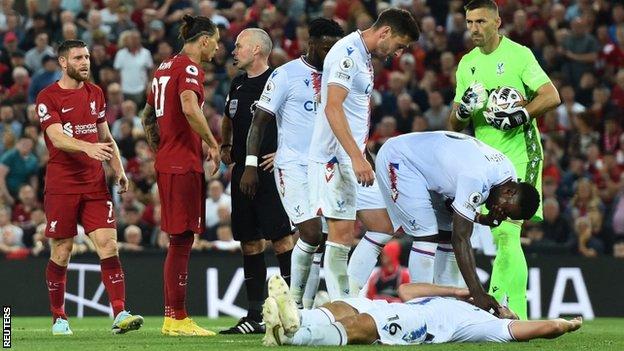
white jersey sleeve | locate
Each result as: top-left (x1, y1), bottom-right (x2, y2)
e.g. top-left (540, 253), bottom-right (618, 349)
top-left (257, 67), bottom-right (289, 115)
top-left (326, 52), bottom-right (359, 92)
top-left (450, 175), bottom-right (490, 222)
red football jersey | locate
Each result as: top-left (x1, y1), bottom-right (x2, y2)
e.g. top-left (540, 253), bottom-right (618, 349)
top-left (147, 54), bottom-right (205, 174)
top-left (36, 82), bottom-right (108, 194)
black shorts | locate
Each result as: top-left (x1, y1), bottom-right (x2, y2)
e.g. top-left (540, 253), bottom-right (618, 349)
top-left (231, 164), bottom-right (293, 242)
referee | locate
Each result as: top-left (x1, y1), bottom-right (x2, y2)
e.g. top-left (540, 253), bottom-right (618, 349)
top-left (220, 28), bottom-right (293, 334)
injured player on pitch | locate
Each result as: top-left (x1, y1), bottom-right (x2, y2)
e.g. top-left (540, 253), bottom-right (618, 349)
top-left (261, 275), bottom-right (582, 346)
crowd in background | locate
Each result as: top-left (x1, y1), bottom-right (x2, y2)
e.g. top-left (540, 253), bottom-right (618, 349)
top-left (0, 0), bottom-right (623, 261)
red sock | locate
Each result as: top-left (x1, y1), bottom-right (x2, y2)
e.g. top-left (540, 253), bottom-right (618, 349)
top-left (165, 232), bottom-right (193, 320)
top-left (164, 258), bottom-right (172, 318)
top-left (100, 256), bottom-right (126, 317)
top-left (46, 260), bottom-right (67, 323)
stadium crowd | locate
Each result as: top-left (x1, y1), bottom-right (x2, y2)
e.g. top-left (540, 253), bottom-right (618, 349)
top-left (0, 0), bottom-right (623, 260)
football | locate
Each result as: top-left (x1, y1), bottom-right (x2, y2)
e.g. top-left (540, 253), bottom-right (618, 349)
top-left (485, 86), bottom-right (527, 114)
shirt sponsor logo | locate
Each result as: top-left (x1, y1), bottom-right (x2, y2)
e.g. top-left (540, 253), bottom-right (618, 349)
top-left (303, 100), bottom-right (317, 112)
top-left (335, 72), bottom-right (350, 81)
top-left (63, 122), bottom-right (97, 137)
top-left (185, 77), bottom-right (199, 85)
top-left (228, 99), bottom-right (238, 116)
top-left (260, 95), bottom-right (271, 103)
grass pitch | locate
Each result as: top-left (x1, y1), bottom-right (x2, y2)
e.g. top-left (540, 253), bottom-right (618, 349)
top-left (9, 316), bottom-right (624, 350)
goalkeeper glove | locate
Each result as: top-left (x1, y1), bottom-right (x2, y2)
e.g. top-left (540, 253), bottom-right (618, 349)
top-left (484, 106), bottom-right (530, 131)
top-left (456, 82), bottom-right (487, 121)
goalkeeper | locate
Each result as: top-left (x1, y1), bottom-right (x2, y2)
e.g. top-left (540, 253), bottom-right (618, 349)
top-left (449, 0), bottom-right (560, 320)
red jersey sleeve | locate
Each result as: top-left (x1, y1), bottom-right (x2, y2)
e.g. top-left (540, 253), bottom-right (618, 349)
top-left (147, 76), bottom-right (155, 107)
top-left (176, 63), bottom-right (204, 99)
top-left (36, 91), bottom-right (62, 132)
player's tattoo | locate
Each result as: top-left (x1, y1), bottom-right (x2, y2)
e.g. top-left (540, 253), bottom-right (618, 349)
top-left (141, 104), bottom-right (160, 150)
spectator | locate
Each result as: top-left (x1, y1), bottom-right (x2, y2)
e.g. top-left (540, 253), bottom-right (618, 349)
top-left (366, 240), bottom-right (410, 302)
top-left (423, 90), bottom-right (450, 131)
top-left (111, 100), bottom-right (142, 141)
top-left (24, 32), bottom-right (54, 73)
top-left (508, 9), bottom-right (531, 47)
top-left (0, 206), bottom-right (23, 252)
top-left (525, 198), bottom-right (575, 253)
top-left (113, 29), bottom-right (153, 106)
top-left (144, 20), bottom-right (167, 54)
top-left (0, 103), bottom-right (22, 140)
top-left (205, 179), bottom-right (231, 240)
top-left (119, 225), bottom-right (144, 252)
top-left (210, 224), bottom-right (240, 252)
top-left (104, 82), bottom-right (123, 124)
top-left (19, 13), bottom-right (48, 52)
top-left (394, 92), bottom-right (419, 134)
top-left (27, 54), bottom-right (61, 103)
top-left (556, 85), bottom-right (585, 130)
top-left (0, 136), bottom-right (37, 205)
top-left (561, 17), bottom-right (599, 88)
top-left (11, 183), bottom-right (40, 229)
top-left (5, 66), bottom-right (30, 103)
top-left (81, 9), bottom-right (112, 46)
top-left (369, 116), bottom-right (399, 155)
top-left (198, 0), bottom-right (229, 29)
top-left (575, 216), bottom-right (602, 257)
top-left (61, 22), bottom-right (78, 41)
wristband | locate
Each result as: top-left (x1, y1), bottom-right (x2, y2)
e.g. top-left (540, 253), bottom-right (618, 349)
top-left (245, 155), bottom-right (258, 167)
top-left (455, 110), bottom-right (470, 122)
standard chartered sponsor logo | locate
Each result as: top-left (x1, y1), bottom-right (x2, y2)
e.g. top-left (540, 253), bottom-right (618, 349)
top-left (62, 122), bottom-right (97, 137)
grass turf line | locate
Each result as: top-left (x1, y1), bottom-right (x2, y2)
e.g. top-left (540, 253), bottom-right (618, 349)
top-left (9, 316), bottom-right (624, 350)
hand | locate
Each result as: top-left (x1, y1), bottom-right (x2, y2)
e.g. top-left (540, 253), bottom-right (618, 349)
top-left (116, 171), bottom-right (129, 194)
top-left (453, 287), bottom-right (471, 300)
top-left (85, 142), bottom-right (114, 161)
top-left (472, 292), bottom-right (502, 315)
top-left (206, 146), bottom-right (220, 176)
top-left (484, 106), bottom-right (530, 131)
top-left (352, 155), bottom-right (375, 187)
top-left (220, 145), bottom-right (232, 165)
top-left (240, 166), bottom-right (259, 198)
top-left (457, 82), bottom-right (487, 121)
top-left (260, 152), bottom-right (275, 172)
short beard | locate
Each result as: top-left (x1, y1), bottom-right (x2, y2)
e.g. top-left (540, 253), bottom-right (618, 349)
top-left (67, 65), bottom-right (89, 81)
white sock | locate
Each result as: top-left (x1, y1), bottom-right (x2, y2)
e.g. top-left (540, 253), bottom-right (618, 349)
top-left (408, 241), bottom-right (437, 283)
top-left (291, 322), bottom-right (348, 346)
top-left (324, 241), bottom-right (351, 300)
top-left (434, 243), bottom-right (466, 288)
top-left (290, 239), bottom-right (318, 308)
top-left (303, 252), bottom-right (322, 309)
top-left (300, 307), bottom-right (335, 326)
top-left (347, 231), bottom-right (393, 296)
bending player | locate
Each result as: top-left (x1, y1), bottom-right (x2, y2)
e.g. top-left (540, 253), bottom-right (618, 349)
top-left (262, 275), bottom-right (582, 346)
top-left (375, 131), bottom-right (540, 313)
top-left (37, 40), bottom-right (143, 335)
top-left (240, 18), bottom-right (344, 309)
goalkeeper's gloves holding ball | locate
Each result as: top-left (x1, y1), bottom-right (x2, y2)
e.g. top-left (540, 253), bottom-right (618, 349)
top-left (483, 107), bottom-right (530, 131)
top-left (456, 82), bottom-right (487, 121)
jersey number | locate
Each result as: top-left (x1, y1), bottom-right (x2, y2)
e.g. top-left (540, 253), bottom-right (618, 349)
top-left (151, 76), bottom-right (171, 117)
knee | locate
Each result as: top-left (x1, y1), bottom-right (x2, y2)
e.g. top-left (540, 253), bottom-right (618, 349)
top-left (272, 235), bottom-right (294, 254)
top-left (242, 240), bottom-right (265, 255)
top-left (96, 237), bottom-right (119, 258)
top-left (51, 241), bottom-right (73, 266)
top-left (298, 222), bottom-right (322, 246)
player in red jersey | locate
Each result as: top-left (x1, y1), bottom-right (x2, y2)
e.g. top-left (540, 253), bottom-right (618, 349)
top-left (141, 14), bottom-right (220, 336)
top-left (36, 40), bottom-right (143, 336)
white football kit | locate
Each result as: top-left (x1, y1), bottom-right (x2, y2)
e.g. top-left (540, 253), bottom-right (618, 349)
top-left (308, 30), bottom-right (375, 220)
top-left (375, 131), bottom-right (517, 237)
top-left (257, 57), bottom-right (323, 224)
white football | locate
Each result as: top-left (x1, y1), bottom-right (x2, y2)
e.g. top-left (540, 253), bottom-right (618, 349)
top-left (485, 86), bottom-right (526, 113)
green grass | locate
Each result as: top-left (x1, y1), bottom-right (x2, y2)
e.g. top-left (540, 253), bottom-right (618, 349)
top-left (9, 317), bottom-right (624, 350)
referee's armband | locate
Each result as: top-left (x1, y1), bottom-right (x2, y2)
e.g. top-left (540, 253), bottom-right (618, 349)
top-left (245, 155), bottom-right (258, 167)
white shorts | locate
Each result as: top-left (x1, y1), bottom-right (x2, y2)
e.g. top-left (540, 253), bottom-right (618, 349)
top-left (366, 297), bottom-right (515, 345)
top-left (356, 181), bottom-right (385, 211)
top-left (375, 156), bottom-right (452, 237)
top-left (308, 160), bottom-right (357, 220)
top-left (274, 163), bottom-right (317, 224)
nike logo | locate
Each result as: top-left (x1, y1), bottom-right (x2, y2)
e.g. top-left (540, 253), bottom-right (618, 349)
top-left (107, 219), bottom-right (115, 223)
top-left (111, 279), bottom-right (123, 284)
top-left (235, 85), bottom-right (242, 90)
top-left (61, 107), bottom-right (74, 113)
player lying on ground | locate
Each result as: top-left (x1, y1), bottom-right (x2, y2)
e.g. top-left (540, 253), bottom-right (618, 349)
top-left (262, 275), bottom-right (582, 346)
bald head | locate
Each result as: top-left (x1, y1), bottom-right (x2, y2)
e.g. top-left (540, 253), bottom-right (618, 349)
top-left (233, 28), bottom-right (272, 72)
top-left (241, 28), bottom-right (272, 56)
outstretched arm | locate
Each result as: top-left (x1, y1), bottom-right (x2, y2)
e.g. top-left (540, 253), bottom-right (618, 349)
top-left (509, 317), bottom-right (582, 342)
top-left (398, 283), bottom-right (469, 301)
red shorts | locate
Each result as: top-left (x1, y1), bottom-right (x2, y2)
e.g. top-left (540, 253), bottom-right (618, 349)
top-left (157, 171), bottom-right (206, 235)
top-left (44, 192), bottom-right (116, 239)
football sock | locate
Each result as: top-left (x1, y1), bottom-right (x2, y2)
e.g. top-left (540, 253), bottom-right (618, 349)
top-left (408, 241), bottom-right (437, 283)
top-left (165, 231), bottom-right (193, 320)
top-left (302, 252), bottom-right (322, 309)
top-left (243, 252), bottom-right (266, 321)
top-left (347, 231), bottom-right (392, 296)
top-left (489, 221), bottom-right (528, 319)
top-left (291, 322), bottom-right (348, 346)
top-left (46, 260), bottom-right (67, 322)
top-left (324, 241), bottom-right (351, 300)
top-left (290, 239), bottom-right (318, 308)
top-left (276, 249), bottom-right (293, 286)
top-left (100, 256), bottom-right (126, 317)
top-left (433, 243), bottom-right (466, 287)
top-left (300, 307), bottom-right (335, 326)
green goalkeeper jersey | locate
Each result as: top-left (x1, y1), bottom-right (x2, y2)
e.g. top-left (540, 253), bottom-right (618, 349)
top-left (454, 36), bottom-right (551, 169)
